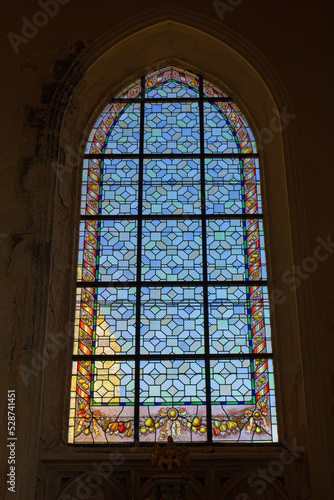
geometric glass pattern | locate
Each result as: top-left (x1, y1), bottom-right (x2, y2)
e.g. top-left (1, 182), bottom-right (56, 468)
top-left (143, 158), bottom-right (201, 215)
top-left (140, 287), bottom-right (204, 355)
top-left (142, 220), bottom-right (203, 281)
top-left (69, 66), bottom-right (278, 444)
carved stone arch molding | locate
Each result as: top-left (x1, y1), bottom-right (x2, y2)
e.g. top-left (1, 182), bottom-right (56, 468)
top-left (56, 472), bottom-right (127, 500)
top-left (37, 5), bottom-right (308, 500)
top-left (220, 472), bottom-right (291, 500)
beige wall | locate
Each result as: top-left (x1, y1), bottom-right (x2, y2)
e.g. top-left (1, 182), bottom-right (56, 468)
top-left (1, 1), bottom-right (333, 498)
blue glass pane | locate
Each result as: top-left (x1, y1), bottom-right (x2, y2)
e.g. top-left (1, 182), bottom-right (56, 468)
top-left (207, 220), bottom-right (245, 281)
top-left (84, 159), bottom-right (138, 215)
top-left (92, 360), bottom-right (135, 405)
top-left (94, 287), bottom-right (136, 355)
top-left (140, 360), bottom-right (206, 404)
top-left (205, 158), bottom-right (243, 214)
top-left (142, 220), bottom-right (202, 281)
top-left (141, 287), bottom-right (204, 355)
top-left (210, 359), bottom-right (253, 403)
top-left (212, 358), bottom-right (277, 442)
top-left (143, 159), bottom-right (201, 215)
top-left (103, 103), bottom-right (141, 154)
top-left (144, 102), bottom-right (200, 154)
top-left (208, 286), bottom-right (249, 354)
top-left (204, 102), bottom-right (238, 154)
top-left (98, 221), bottom-right (137, 281)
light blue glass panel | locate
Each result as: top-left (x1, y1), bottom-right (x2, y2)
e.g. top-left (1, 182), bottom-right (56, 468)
top-left (104, 103), bottom-right (141, 154)
top-left (204, 102), bottom-right (238, 154)
top-left (143, 159), bottom-right (201, 215)
top-left (208, 286), bottom-right (249, 354)
top-left (98, 220), bottom-right (137, 281)
top-left (142, 220), bottom-right (202, 281)
top-left (140, 360), bottom-right (206, 404)
top-left (211, 358), bottom-right (277, 442)
top-left (92, 360), bottom-right (135, 405)
top-left (210, 360), bottom-right (253, 403)
top-left (208, 286), bottom-right (272, 354)
top-left (205, 158), bottom-right (243, 214)
top-left (144, 102), bottom-right (200, 154)
top-left (207, 220), bottom-right (245, 281)
top-left (94, 287), bottom-right (136, 355)
top-left (141, 287), bottom-right (204, 355)
top-left (98, 159), bottom-right (139, 215)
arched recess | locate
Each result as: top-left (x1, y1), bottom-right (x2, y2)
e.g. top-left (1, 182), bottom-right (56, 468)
top-left (138, 475), bottom-right (206, 500)
top-left (39, 10), bottom-right (307, 499)
top-left (57, 472), bottom-right (127, 500)
top-left (220, 472), bottom-right (291, 500)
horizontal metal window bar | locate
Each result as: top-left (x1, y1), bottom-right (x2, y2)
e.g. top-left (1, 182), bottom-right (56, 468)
top-left (84, 153), bottom-right (258, 160)
top-left (107, 97), bottom-right (234, 103)
top-left (73, 353), bottom-right (273, 361)
top-left (76, 280), bottom-right (268, 288)
top-left (80, 214), bottom-right (264, 221)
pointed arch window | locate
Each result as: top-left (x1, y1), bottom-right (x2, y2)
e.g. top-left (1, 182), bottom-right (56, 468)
top-left (68, 66), bottom-right (278, 444)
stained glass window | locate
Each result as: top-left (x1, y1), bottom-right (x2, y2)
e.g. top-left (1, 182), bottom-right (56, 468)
top-left (68, 67), bottom-right (278, 444)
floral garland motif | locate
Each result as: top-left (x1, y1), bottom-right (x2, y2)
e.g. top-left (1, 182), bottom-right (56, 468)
top-left (139, 407), bottom-right (207, 439)
top-left (212, 397), bottom-right (270, 438)
top-left (75, 400), bottom-right (134, 439)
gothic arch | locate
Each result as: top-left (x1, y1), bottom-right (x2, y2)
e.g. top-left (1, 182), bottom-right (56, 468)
top-left (57, 472), bottom-right (127, 500)
top-left (37, 11), bottom-right (307, 499)
top-left (220, 472), bottom-right (291, 500)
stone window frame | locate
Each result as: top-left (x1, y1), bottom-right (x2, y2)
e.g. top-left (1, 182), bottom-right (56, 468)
top-left (35, 13), bottom-right (306, 499)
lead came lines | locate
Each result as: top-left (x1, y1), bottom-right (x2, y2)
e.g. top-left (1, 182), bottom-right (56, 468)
top-left (71, 66), bottom-right (276, 444)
